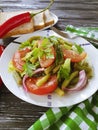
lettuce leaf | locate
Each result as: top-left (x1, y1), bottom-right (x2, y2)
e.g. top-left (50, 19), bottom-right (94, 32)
top-left (57, 58), bottom-right (71, 81)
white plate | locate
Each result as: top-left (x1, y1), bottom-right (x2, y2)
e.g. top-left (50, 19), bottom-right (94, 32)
top-left (0, 30), bottom-right (98, 107)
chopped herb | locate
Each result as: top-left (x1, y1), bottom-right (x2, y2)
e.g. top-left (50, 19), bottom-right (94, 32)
top-left (49, 36), bottom-right (58, 44)
top-left (39, 38), bottom-right (54, 59)
top-left (19, 40), bottom-right (31, 49)
top-left (32, 47), bottom-right (40, 58)
top-left (23, 61), bottom-right (36, 77)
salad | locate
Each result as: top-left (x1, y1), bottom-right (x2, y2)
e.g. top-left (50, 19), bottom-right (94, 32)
top-left (9, 35), bottom-right (93, 96)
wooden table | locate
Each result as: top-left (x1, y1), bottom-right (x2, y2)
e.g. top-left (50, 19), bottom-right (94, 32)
top-left (0, 0), bottom-right (98, 129)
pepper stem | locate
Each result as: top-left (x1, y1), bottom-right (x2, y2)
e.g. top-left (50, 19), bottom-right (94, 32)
top-left (30, 0), bottom-right (54, 17)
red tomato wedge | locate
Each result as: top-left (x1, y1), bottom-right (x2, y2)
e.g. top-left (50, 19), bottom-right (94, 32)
top-left (23, 75), bottom-right (58, 95)
top-left (62, 49), bottom-right (87, 62)
top-left (12, 48), bottom-right (30, 72)
top-left (38, 40), bottom-right (56, 68)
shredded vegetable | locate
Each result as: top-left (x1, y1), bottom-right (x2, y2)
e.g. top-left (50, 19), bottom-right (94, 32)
top-left (9, 35), bottom-right (93, 96)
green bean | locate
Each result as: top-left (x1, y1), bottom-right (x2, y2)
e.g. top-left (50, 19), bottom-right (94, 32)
top-left (87, 71), bottom-right (93, 79)
top-left (61, 71), bottom-right (79, 90)
top-left (55, 87), bottom-right (65, 96)
top-left (58, 38), bottom-right (73, 46)
top-left (30, 57), bottom-right (37, 64)
top-left (44, 64), bottom-right (55, 74)
top-left (53, 65), bottom-right (60, 73)
top-left (28, 36), bottom-right (42, 43)
top-left (63, 44), bottom-right (72, 50)
top-left (13, 71), bottom-right (22, 85)
top-left (74, 62), bottom-right (93, 79)
top-left (54, 43), bottom-right (64, 65)
top-left (36, 74), bottom-right (50, 87)
top-left (70, 77), bottom-right (79, 85)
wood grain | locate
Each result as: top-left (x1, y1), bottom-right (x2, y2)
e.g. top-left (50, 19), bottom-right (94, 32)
top-left (0, 0), bottom-right (98, 129)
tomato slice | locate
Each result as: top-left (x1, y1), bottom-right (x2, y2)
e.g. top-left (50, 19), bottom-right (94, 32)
top-left (62, 49), bottom-right (87, 62)
top-left (38, 40), bottom-right (56, 68)
top-left (24, 75), bottom-right (58, 95)
top-left (12, 48), bottom-right (30, 72)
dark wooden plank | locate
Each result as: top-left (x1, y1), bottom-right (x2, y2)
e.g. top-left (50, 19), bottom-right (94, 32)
top-left (0, 86), bottom-right (48, 129)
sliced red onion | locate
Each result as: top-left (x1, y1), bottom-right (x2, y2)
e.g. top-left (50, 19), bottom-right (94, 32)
top-left (33, 68), bottom-right (44, 74)
top-left (22, 75), bottom-right (29, 92)
top-left (22, 68), bottom-right (44, 91)
top-left (65, 70), bottom-right (88, 92)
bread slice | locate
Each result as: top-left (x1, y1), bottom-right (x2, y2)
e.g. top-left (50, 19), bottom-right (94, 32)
top-left (32, 10), bottom-right (45, 30)
top-left (44, 9), bottom-right (54, 26)
top-left (4, 19), bottom-right (34, 37)
top-left (0, 11), bottom-right (34, 37)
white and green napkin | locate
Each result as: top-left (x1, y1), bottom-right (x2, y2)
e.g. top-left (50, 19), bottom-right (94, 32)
top-left (28, 26), bottom-right (98, 130)
top-left (66, 25), bottom-right (98, 48)
top-left (66, 25), bottom-right (98, 39)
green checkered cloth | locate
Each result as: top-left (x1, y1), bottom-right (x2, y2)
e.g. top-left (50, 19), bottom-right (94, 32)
top-left (28, 26), bottom-right (98, 130)
top-left (66, 25), bottom-right (98, 48)
top-left (66, 25), bottom-right (98, 39)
